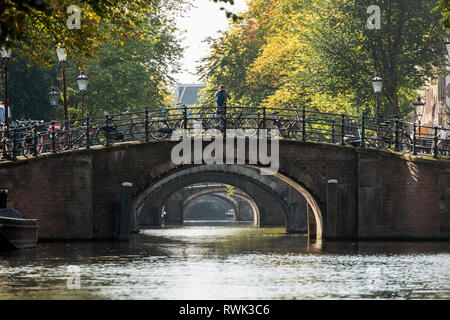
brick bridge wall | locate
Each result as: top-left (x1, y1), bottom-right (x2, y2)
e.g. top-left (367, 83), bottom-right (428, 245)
top-left (0, 140), bottom-right (449, 240)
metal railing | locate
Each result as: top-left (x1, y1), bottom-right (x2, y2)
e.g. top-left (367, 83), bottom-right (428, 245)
top-left (1, 105), bottom-right (450, 161)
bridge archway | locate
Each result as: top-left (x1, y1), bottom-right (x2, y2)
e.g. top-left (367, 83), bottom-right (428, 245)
top-left (182, 189), bottom-right (258, 223)
top-left (183, 193), bottom-right (238, 221)
top-left (133, 164), bottom-right (323, 238)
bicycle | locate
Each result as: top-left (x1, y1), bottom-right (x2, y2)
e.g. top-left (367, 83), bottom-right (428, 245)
top-left (437, 129), bottom-right (450, 156)
top-left (21, 121), bottom-right (43, 158)
top-left (374, 120), bottom-right (412, 151)
top-left (21, 121), bottom-right (67, 156)
top-left (206, 109), bottom-right (259, 137)
top-left (96, 110), bottom-right (144, 145)
top-left (264, 109), bottom-right (313, 140)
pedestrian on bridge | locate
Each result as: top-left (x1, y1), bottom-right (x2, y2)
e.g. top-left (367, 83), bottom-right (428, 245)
top-left (215, 85), bottom-right (231, 118)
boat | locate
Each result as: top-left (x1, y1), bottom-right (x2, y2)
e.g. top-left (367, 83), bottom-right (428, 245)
top-left (0, 207), bottom-right (38, 251)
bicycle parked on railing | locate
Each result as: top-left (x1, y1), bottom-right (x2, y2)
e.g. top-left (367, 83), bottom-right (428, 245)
top-left (373, 119), bottom-right (412, 151)
top-left (96, 110), bottom-right (144, 145)
top-left (264, 109), bottom-right (313, 140)
top-left (207, 109), bottom-right (259, 137)
top-left (21, 121), bottom-right (67, 157)
top-left (437, 128), bottom-right (450, 156)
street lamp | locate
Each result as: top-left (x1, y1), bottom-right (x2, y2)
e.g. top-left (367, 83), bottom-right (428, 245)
top-left (76, 71), bottom-right (88, 117)
top-left (414, 97), bottom-right (425, 135)
top-left (55, 45), bottom-right (68, 129)
top-left (1, 45), bottom-right (12, 160)
top-left (371, 74), bottom-right (383, 119)
top-left (48, 88), bottom-right (60, 120)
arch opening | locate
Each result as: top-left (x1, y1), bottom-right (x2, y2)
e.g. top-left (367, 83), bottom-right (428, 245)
top-left (132, 164), bottom-right (323, 239)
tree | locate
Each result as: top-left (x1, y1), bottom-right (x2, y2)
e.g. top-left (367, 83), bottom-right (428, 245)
top-left (1, 2), bottom-right (184, 120)
top-left (198, 0), bottom-right (279, 107)
top-left (438, 0), bottom-right (450, 28)
top-left (200, 0), bottom-right (447, 119)
top-left (298, 0), bottom-right (447, 117)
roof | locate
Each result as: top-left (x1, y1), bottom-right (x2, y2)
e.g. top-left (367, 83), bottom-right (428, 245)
top-left (176, 83), bottom-right (206, 106)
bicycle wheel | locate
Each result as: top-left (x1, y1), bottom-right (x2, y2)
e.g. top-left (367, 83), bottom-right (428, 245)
top-left (96, 127), bottom-right (117, 145)
top-left (290, 120), bottom-right (312, 141)
top-left (130, 122), bottom-right (147, 141)
top-left (149, 121), bottom-right (170, 140)
top-left (364, 131), bottom-right (378, 148)
top-left (376, 130), bottom-right (392, 149)
top-left (36, 136), bottom-right (45, 155)
top-left (22, 136), bottom-right (34, 158)
top-left (238, 118), bottom-right (258, 137)
top-left (264, 120), bottom-right (281, 138)
top-left (1, 138), bottom-right (14, 159)
top-left (399, 134), bottom-right (412, 152)
top-left (438, 140), bottom-right (450, 156)
top-left (58, 132), bottom-right (72, 151)
top-left (206, 117), bottom-right (223, 137)
top-left (73, 133), bottom-right (87, 149)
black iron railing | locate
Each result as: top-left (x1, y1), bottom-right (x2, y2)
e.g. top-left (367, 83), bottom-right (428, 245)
top-left (1, 105), bottom-right (450, 161)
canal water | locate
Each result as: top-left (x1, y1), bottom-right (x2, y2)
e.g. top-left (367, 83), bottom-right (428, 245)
top-left (0, 221), bottom-right (449, 300)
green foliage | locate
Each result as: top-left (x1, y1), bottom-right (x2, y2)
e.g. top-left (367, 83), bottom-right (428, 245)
top-left (200, 0), bottom-right (447, 119)
top-left (304, 0), bottom-right (447, 118)
top-left (438, 0), bottom-right (450, 28)
top-left (1, 3), bottom-right (184, 120)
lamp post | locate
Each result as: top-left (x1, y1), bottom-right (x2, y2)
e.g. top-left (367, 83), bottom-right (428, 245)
top-left (371, 74), bottom-right (383, 119)
top-left (414, 97), bottom-right (425, 138)
top-left (76, 71), bottom-right (88, 117)
top-left (48, 88), bottom-right (60, 120)
top-left (1, 46), bottom-right (12, 160)
top-left (55, 45), bottom-right (68, 130)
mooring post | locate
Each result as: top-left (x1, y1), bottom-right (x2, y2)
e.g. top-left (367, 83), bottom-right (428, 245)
top-left (117, 182), bottom-right (133, 241)
top-left (326, 179), bottom-right (338, 238)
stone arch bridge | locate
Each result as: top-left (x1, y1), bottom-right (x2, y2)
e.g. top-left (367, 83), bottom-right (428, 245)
top-left (1, 139), bottom-right (450, 241)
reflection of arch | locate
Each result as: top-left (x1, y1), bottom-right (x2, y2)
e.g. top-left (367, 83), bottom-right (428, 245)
top-left (133, 164), bottom-right (323, 238)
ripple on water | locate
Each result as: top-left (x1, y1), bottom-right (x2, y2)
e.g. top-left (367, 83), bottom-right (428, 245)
top-left (0, 225), bottom-right (449, 299)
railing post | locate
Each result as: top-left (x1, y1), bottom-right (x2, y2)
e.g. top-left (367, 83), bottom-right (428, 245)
top-left (331, 119), bottom-right (335, 144)
top-left (85, 113), bottom-right (91, 149)
top-left (12, 129), bottom-right (17, 161)
top-left (434, 126), bottom-right (439, 158)
top-left (302, 105), bottom-right (306, 142)
top-left (183, 105), bottom-right (188, 130)
top-left (145, 107), bottom-right (149, 142)
top-left (105, 115), bottom-right (110, 147)
top-left (51, 121), bottom-right (56, 153)
top-left (223, 104), bottom-right (227, 139)
top-left (341, 114), bottom-right (345, 146)
top-left (361, 111), bottom-right (366, 147)
top-left (413, 123), bottom-right (417, 155)
top-left (394, 116), bottom-right (400, 151)
top-left (32, 124), bottom-right (38, 156)
top-left (262, 105), bottom-right (266, 130)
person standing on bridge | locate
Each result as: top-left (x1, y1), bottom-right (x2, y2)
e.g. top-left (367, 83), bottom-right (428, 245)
top-left (215, 85), bottom-right (231, 118)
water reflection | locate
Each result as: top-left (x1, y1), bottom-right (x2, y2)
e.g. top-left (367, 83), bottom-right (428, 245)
top-left (0, 222), bottom-right (449, 300)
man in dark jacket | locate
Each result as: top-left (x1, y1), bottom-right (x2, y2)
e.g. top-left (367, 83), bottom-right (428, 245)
top-left (215, 85), bottom-right (231, 118)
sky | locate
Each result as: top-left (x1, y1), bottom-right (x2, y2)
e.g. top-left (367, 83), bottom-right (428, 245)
top-left (172, 0), bottom-right (248, 85)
